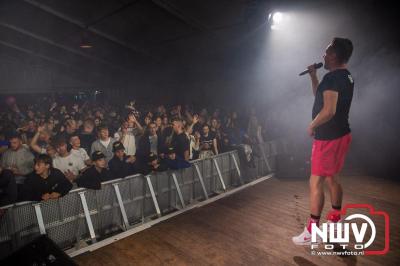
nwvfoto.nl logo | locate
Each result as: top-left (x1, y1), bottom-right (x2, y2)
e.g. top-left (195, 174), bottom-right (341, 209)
top-left (311, 204), bottom-right (390, 255)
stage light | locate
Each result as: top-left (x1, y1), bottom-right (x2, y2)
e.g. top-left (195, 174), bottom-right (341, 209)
top-left (272, 12), bottom-right (283, 24)
top-left (268, 12), bottom-right (285, 30)
top-left (270, 24), bottom-right (279, 31)
top-left (79, 43), bottom-right (92, 49)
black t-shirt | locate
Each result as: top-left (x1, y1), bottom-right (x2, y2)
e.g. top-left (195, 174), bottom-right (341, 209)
top-left (312, 69), bottom-right (354, 140)
top-left (172, 132), bottom-right (189, 159)
top-left (192, 122), bottom-right (203, 135)
top-left (108, 155), bottom-right (137, 179)
top-left (150, 161), bottom-right (169, 172)
top-left (19, 168), bottom-right (73, 202)
top-left (76, 166), bottom-right (114, 190)
top-left (79, 132), bottom-right (96, 154)
top-left (200, 132), bottom-right (216, 150)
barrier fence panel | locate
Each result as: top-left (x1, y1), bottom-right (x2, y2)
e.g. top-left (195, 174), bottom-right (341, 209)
top-left (0, 205), bottom-right (13, 259)
top-left (193, 163), bottom-right (209, 200)
top-left (90, 183), bottom-right (118, 236)
top-left (214, 154), bottom-right (231, 189)
top-left (13, 203), bottom-right (41, 249)
top-left (0, 202), bottom-right (41, 260)
top-left (113, 183), bottom-right (130, 230)
top-left (199, 158), bottom-right (215, 195)
top-left (154, 171), bottom-right (176, 213)
top-left (78, 192), bottom-right (96, 244)
top-left (174, 168), bottom-right (194, 206)
top-left (170, 172), bottom-right (186, 209)
top-left (144, 175), bottom-right (161, 217)
top-left (182, 166), bottom-right (203, 202)
top-left (40, 191), bottom-right (86, 250)
top-left (0, 141), bottom-right (287, 259)
top-left (213, 157), bottom-right (226, 192)
top-left (230, 152), bottom-right (243, 185)
top-left (121, 175), bottom-right (145, 224)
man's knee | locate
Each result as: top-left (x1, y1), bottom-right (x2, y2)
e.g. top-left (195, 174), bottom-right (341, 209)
top-left (309, 175), bottom-right (324, 191)
top-left (325, 175), bottom-right (341, 186)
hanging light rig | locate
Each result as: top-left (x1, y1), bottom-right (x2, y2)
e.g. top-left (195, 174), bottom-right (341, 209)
top-left (79, 28), bottom-right (92, 49)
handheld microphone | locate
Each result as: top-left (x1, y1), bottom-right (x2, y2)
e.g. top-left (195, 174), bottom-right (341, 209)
top-left (299, 62), bottom-right (323, 76)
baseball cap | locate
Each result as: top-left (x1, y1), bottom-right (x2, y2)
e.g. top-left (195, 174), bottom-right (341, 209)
top-left (148, 153), bottom-right (158, 162)
top-left (167, 147), bottom-right (175, 155)
top-left (112, 141), bottom-right (125, 152)
top-left (91, 151), bottom-right (105, 161)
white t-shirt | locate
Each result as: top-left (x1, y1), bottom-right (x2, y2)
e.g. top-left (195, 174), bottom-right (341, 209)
top-left (71, 148), bottom-right (90, 162)
top-left (114, 129), bottom-right (136, 156)
top-left (53, 153), bottom-right (86, 175)
top-left (188, 134), bottom-right (198, 160)
top-left (100, 138), bottom-right (111, 148)
top-left (149, 135), bottom-right (158, 154)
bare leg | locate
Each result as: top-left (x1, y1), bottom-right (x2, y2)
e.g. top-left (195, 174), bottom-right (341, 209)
top-left (292, 175), bottom-right (326, 243)
top-left (309, 175), bottom-right (325, 216)
top-left (325, 175), bottom-right (343, 207)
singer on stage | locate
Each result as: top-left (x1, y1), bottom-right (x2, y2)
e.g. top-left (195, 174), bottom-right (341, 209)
top-left (292, 37), bottom-right (354, 245)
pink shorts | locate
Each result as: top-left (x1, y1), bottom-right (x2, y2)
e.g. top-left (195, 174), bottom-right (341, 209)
top-left (311, 133), bottom-right (352, 176)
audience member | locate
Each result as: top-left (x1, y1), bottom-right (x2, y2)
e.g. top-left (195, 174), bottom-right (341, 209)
top-left (19, 154), bottom-right (72, 202)
top-left (79, 119), bottom-right (96, 153)
top-left (76, 151), bottom-right (113, 190)
top-left (53, 138), bottom-right (86, 183)
top-left (108, 141), bottom-right (138, 179)
top-left (0, 133), bottom-right (34, 185)
top-left (69, 135), bottom-right (91, 166)
top-left (30, 125), bottom-right (51, 155)
top-left (171, 118), bottom-right (190, 161)
top-left (199, 124), bottom-right (218, 159)
top-left (137, 122), bottom-right (161, 161)
top-left (91, 124), bottom-right (116, 162)
top-left (0, 96), bottom-right (266, 202)
top-left (146, 153), bottom-right (168, 174)
top-left (164, 147), bottom-right (191, 170)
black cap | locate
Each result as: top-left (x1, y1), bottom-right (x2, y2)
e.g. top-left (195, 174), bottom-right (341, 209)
top-left (167, 147), bottom-right (175, 155)
top-left (148, 153), bottom-right (158, 162)
top-left (91, 151), bottom-right (105, 161)
top-left (112, 141), bottom-right (125, 152)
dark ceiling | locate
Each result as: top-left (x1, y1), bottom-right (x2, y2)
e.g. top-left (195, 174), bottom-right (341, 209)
top-left (0, 0), bottom-right (271, 88)
top-left (0, 0), bottom-right (397, 94)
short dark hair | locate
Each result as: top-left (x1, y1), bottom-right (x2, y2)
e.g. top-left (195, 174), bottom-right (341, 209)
top-left (69, 133), bottom-right (80, 140)
top-left (34, 154), bottom-right (52, 167)
top-left (97, 124), bottom-right (109, 131)
top-left (171, 117), bottom-right (182, 123)
top-left (52, 137), bottom-right (67, 148)
top-left (83, 119), bottom-right (95, 127)
top-left (330, 37), bottom-right (353, 64)
top-left (8, 132), bottom-right (21, 140)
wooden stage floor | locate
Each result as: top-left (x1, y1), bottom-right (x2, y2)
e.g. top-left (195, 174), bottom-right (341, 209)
top-left (75, 173), bottom-right (400, 266)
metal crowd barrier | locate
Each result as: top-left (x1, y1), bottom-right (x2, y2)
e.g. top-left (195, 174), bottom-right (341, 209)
top-left (0, 139), bottom-right (290, 259)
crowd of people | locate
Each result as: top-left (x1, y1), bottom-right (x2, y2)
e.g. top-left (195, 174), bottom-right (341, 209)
top-left (0, 96), bottom-right (265, 206)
